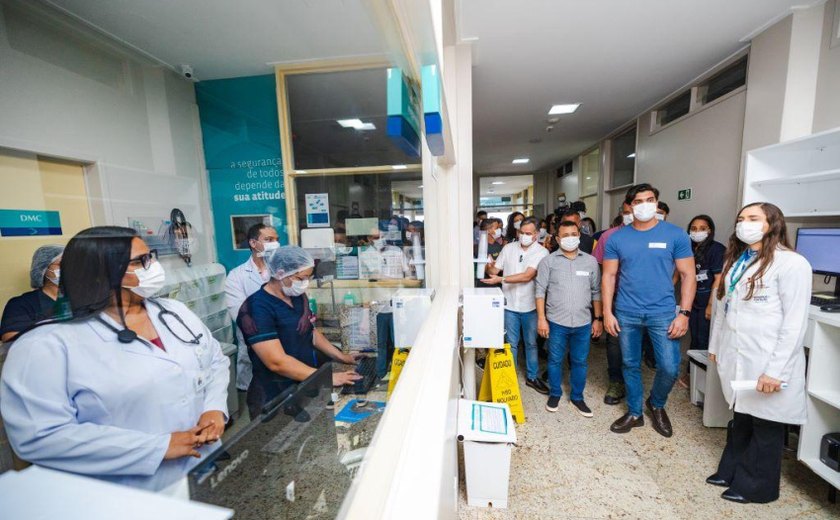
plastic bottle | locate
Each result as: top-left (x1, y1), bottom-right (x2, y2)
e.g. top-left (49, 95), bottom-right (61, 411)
top-left (343, 291), bottom-right (357, 307)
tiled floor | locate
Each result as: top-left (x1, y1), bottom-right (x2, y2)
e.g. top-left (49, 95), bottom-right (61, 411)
top-left (459, 340), bottom-right (840, 519)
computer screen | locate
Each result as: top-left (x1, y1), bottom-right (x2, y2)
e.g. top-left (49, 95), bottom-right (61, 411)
top-left (795, 228), bottom-right (840, 276)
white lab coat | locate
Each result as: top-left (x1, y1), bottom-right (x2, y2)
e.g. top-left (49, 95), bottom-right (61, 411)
top-left (0, 298), bottom-right (230, 491)
top-left (225, 256), bottom-right (269, 390)
top-left (709, 248), bottom-right (811, 425)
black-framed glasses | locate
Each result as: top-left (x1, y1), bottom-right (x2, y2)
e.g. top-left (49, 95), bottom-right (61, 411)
top-left (129, 249), bottom-right (158, 270)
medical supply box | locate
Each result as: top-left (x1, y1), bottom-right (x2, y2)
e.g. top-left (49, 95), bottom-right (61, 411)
top-left (462, 287), bottom-right (504, 349)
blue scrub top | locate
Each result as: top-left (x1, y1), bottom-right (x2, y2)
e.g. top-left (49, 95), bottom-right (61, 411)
top-left (237, 287), bottom-right (318, 410)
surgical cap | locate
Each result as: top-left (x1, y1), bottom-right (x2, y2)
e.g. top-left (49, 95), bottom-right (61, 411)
top-left (30, 244), bottom-right (64, 289)
top-left (266, 245), bottom-right (315, 280)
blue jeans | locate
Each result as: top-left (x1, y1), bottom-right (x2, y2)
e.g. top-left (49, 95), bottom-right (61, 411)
top-left (547, 322), bottom-right (591, 400)
top-left (504, 309), bottom-right (539, 380)
top-left (616, 310), bottom-right (681, 417)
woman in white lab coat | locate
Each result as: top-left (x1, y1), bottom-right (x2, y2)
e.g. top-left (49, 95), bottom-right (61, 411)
top-left (0, 226), bottom-right (230, 492)
top-left (706, 203), bottom-right (811, 504)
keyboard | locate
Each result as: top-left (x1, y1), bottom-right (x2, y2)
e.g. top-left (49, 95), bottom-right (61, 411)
top-left (811, 296), bottom-right (840, 306)
top-left (341, 356), bottom-right (378, 395)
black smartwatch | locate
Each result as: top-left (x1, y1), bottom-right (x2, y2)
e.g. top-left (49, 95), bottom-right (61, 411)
top-left (594, 316), bottom-right (604, 322)
top-left (678, 309), bottom-right (690, 317)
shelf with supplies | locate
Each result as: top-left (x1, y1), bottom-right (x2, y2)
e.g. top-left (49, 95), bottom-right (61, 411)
top-left (798, 308), bottom-right (840, 490)
top-left (743, 126), bottom-right (840, 216)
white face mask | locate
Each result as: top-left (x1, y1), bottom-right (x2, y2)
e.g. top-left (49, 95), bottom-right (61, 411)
top-left (560, 236), bottom-right (580, 252)
top-left (519, 234), bottom-right (534, 247)
top-left (282, 278), bottom-right (309, 297)
top-left (633, 202), bottom-right (657, 222)
top-left (538, 229), bottom-right (547, 240)
top-left (689, 231), bottom-right (709, 243)
top-left (126, 261), bottom-right (166, 298)
top-left (493, 228), bottom-right (502, 239)
top-left (372, 238), bottom-right (386, 250)
top-left (257, 240), bottom-right (279, 258)
top-left (46, 268), bottom-right (60, 286)
top-left (622, 213), bottom-right (634, 226)
top-left (655, 212), bottom-right (666, 221)
top-left (513, 221), bottom-right (522, 230)
top-left (736, 221), bottom-right (765, 245)
top-left (578, 211), bottom-right (586, 219)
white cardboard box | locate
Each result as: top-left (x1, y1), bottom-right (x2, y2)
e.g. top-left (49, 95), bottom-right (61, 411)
top-left (457, 399), bottom-right (517, 508)
top-left (392, 288), bottom-right (435, 348)
top-left (462, 287), bottom-right (504, 349)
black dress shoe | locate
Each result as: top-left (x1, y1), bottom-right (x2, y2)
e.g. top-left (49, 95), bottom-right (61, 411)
top-left (721, 488), bottom-right (750, 504)
top-left (705, 474), bottom-right (730, 487)
top-left (610, 413), bottom-right (644, 433)
top-left (526, 378), bottom-right (550, 395)
top-left (646, 398), bottom-right (673, 438)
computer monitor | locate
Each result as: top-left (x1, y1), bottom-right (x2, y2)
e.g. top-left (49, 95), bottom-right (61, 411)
top-left (795, 228), bottom-right (840, 276)
top-left (188, 364), bottom-right (351, 519)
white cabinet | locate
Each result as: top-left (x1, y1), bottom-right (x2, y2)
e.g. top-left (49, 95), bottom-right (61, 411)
top-left (743, 126), bottom-right (840, 217)
top-left (798, 309), bottom-right (840, 490)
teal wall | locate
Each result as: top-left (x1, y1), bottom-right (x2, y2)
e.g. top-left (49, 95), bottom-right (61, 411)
top-left (195, 74), bottom-right (287, 272)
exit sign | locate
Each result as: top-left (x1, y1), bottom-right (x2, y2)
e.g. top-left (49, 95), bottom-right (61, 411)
top-left (677, 188), bottom-right (692, 201)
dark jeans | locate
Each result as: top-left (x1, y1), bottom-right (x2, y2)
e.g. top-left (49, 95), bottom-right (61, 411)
top-left (547, 322), bottom-right (591, 400)
top-left (689, 307), bottom-right (711, 349)
top-left (376, 312), bottom-right (395, 378)
top-left (616, 310), bottom-right (681, 417)
top-left (716, 412), bottom-right (785, 503)
top-left (605, 330), bottom-right (624, 383)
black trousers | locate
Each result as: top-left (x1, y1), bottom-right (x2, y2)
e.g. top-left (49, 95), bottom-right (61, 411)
top-left (716, 412), bottom-right (785, 503)
top-left (605, 331), bottom-right (624, 383)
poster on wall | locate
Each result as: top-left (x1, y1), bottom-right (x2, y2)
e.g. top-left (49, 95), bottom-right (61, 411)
top-left (305, 193), bottom-right (330, 228)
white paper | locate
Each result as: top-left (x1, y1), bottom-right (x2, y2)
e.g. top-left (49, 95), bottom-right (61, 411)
top-left (477, 404), bottom-right (507, 435)
top-left (730, 380), bottom-right (788, 391)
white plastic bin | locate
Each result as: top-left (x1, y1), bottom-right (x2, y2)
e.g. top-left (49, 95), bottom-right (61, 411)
top-left (457, 399), bottom-right (516, 509)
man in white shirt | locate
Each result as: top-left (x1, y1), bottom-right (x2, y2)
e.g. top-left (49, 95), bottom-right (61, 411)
top-left (225, 223), bottom-right (279, 393)
top-left (482, 217), bottom-right (549, 393)
top-left (359, 229), bottom-right (410, 280)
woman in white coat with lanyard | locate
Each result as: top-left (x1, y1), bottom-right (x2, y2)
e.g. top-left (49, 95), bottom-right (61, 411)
top-left (706, 203), bottom-right (811, 504)
top-left (0, 226), bottom-right (230, 492)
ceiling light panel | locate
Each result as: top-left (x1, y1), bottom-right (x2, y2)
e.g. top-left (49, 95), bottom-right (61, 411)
top-left (548, 104), bottom-right (581, 115)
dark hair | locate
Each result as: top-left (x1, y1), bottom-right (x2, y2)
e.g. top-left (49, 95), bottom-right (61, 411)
top-left (570, 200), bottom-right (587, 213)
top-left (716, 203), bottom-right (790, 302)
top-left (657, 201), bottom-right (670, 214)
top-left (560, 209), bottom-right (581, 221)
top-left (519, 216), bottom-right (538, 232)
top-left (624, 183), bottom-right (659, 205)
top-left (505, 212), bottom-right (526, 242)
top-left (479, 218), bottom-right (497, 231)
top-left (61, 226), bottom-right (139, 321)
top-left (687, 214), bottom-right (716, 265)
top-left (557, 220), bottom-right (580, 232)
top-left (246, 223), bottom-right (270, 249)
top-left (581, 217), bottom-right (597, 235)
top-left (476, 210), bottom-right (487, 218)
top-left (611, 215), bottom-right (623, 228)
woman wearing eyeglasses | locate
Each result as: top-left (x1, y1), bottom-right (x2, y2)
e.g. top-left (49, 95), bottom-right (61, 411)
top-left (0, 226), bottom-right (230, 492)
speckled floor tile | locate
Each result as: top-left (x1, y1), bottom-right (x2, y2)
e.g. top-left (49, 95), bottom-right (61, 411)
top-left (459, 340), bottom-right (840, 519)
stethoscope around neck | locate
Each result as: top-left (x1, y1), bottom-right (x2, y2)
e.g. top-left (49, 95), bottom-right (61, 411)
top-left (96, 298), bottom-right (203, 346)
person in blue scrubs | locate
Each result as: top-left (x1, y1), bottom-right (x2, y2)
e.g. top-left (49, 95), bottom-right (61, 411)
top-left (0, 244), bottom-right (64, 342)
top-left (237, 245), bottom-right (362, 417)
top-left (0, 227), bottom-right (230, 491)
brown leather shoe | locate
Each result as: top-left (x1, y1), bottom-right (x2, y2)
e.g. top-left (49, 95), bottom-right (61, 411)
top-left (610, 413), bottom-right (644, 433)
top-left (646, 398), bottom-right (673, 438)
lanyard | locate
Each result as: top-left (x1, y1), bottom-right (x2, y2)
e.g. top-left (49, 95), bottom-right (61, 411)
top-left (727, 249), bottom-right (756, 295)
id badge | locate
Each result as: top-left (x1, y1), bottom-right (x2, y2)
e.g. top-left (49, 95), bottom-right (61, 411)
top-left (723, 295), bottom-right (731, 316)
top-left (696, 270), bottom-right (709, 282)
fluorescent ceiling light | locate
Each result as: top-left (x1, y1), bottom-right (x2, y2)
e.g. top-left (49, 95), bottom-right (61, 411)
top-left (627, 153), bottom-right (636, 158)
top-left (337, 119), bottom-right (375, 130)
top-left (512, 158), bottom-right (530, 164)
top-left (418, 185), bottom-right (424, 189)
top-left (491, 181), bottom-right (505, 185)
top-left (548, 103), bottom-right (580, 115)
top-left (392, 165), bottom-right (408, 170)
top-left (337, 118), bottom-right (363, 128)
top-left (585, 177), bottom-right (591, 180)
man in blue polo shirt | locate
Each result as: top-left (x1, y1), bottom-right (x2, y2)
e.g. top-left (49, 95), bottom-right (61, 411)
top-left (602, 183), bottom-right (696, 438)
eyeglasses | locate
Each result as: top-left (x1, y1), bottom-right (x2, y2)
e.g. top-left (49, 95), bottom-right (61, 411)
top-left (129, 249), bottom-right (158, 270)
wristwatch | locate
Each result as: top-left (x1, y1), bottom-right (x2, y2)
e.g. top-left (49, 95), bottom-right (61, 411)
top-left (678, 309), bottom-right (691, 317)
top-left (593, 316), bottom-right (604, 322)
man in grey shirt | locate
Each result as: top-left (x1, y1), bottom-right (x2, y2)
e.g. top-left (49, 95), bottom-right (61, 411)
top-left (536, 220), bottom-right (604, 417)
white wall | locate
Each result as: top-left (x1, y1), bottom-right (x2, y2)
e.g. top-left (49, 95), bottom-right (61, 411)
top-left (0, 0), bottom-right (213, 264)
top-left (635, 91), bottom-right (747, 238)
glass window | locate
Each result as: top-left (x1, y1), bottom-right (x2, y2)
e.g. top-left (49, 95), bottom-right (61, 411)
top-left (657, 91), bottom-right (691, 126)
top-left (286, 68), bottom-right (420, 170)
top-left (698, 56), bottom-right (747, 105)
top-left (610, 127), bottom-right (636, 188)
top-left (580, 148), bottom-right (600, 196)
